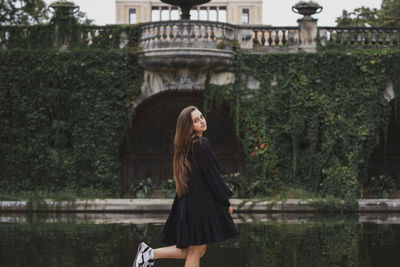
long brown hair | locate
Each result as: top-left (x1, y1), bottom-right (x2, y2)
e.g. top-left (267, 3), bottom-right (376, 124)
top-left (173, 106), bottom-right (199, 197)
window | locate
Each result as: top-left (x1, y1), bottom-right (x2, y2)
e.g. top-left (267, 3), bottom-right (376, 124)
top-left (129, 8), bottom-right (136, 24)
top-left (241, 8), bottom-right (249, 24)
top-left (199, 8), bottom-right (207, 21)
top-left (190, 9), bottom-right (198, 20)
top-left (209, 9), bottom-right (217, 21)
top-left (161, 7), bottom-right (169, 21)
top-left (218, 7), bottom-right (226, 23)
top-left (151, 7), bottom-right (160, 22)
top-left (171, 8), bottom-right (179, 20)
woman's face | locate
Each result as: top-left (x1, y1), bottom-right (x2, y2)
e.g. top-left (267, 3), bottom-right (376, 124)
top-left (191, 109), bottom-right (207, 136)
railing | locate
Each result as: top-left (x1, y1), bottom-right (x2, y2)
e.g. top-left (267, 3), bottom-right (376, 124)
top-left (77, 25), bottom-right (140, 49)
top-left (0, 25), bottom-right (54, 49)
top-left (0, 24), bottom-right (140, 50)
top-left (318, 27), bottom-right (400, 48)
top-left (139, 20), bottom-right (235, 51)
top-left (2, 22), bottom-right (400, 52)
top-left (245, 26), bottom-right (299, 47)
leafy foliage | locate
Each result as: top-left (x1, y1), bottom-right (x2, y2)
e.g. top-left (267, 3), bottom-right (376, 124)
top-left (1, 20), bottom-right (400, 200)
top-left (0, 49), bottom-right (142, 196)
top-left (336, 0), bottom-right (400, 27)
top-left (0, 0), bottom-right (93, 26)
top-left (0, 0), bottom-right (48, 25)
top-left (205, 49), bottom-right (400, 199)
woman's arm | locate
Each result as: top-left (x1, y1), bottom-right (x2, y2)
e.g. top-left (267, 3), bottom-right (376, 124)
top-left (197, 138), bottom-right (233, 208)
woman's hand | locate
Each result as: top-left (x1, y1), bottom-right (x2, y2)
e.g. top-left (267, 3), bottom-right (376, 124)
top-left (228, 205), bottom-right (233, 215)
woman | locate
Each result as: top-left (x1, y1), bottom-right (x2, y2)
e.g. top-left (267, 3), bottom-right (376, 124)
top-left (133, 106), bottom-right (238, 267)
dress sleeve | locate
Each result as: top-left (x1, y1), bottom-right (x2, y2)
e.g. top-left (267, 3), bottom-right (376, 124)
top-left (197, 137), bottom-right (233, 207)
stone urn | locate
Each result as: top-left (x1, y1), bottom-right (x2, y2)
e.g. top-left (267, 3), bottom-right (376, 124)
top-left (292, 1), bottom-right (322, 20)
top-left (161, 0), bottom-right (210, 19)
top-left (48, 0), bottom-right (80, 18)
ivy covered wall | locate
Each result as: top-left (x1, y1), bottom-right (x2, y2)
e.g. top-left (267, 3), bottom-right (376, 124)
top-left (0, 45), bottom-right (399, 198)
top-left (205, 49), bottom-right (400, 199)
top-left (0, 49), bottom-right (141, 196)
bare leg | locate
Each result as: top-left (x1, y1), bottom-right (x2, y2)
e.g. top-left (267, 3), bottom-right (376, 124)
top-left (184, 245), bottom-right (207, 267)
top-left (153, 245), bottom-right (187, 260)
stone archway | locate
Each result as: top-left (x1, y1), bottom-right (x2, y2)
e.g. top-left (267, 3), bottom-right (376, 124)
top-left (120, 91), bottom-right (247, 197)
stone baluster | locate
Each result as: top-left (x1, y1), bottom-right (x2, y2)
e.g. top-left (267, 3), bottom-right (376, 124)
top-left (216, 7), bottom-right (219, 22)
top-left (282, 30), bottom-right (287, 45)
top-left (267, 30), bottom-right (273, 46)
top-left (182, 21), bottom-right (189, 43)
top-left (274, 30), bottom-right (280, 46)
top-left (342, 29), bottom-right (347, 44)
top-left (253, 29), bottom-right (259, 45)
top-left (364, 29), bottom-right (369, 46)
top-left (159, 7), bottom-right (162, 21)
top-left (392, 30), bottom-right (398, 47)
top-left (335, 29), bottom-right (341, 44)
top-left (162, 24), bottom-right (167, 41)
top-left (384, 30), bottom-right (391, 46)
top-left (190, 24), bottom-right (196, 39)
top-left (143, 24), bottom-right (148, 48)
top-left (204, 24), bottom-right (209, 40)
top-left (327, 29), bottom-right (333, 43)
top-left (169, 23), bottom-right (174, 40)
top-left (151, 25), bottom-right (157, 48)
top-left (197, 24), bottom-right (203, 40)
top-left (377, 30), bottom-right (383, 46)
top-left (210, 25), bottom-right (215, 41)
top-left (176, 22), bottom-right (182, 41)
top-left (349, 29), bottom-right (355, 45)
top-left (215, 24), bottom-right (222, 42)
top-left (146, 24), bottom-right (152, 49)
top-left (371, 29), bottom-right (377, 47)
top-left (268, 29), bottom-right (274, 46)
top-left (155, 24), bottom-right (161, 41)
top-left (141, 24), bottom-right (147, 49)
top-left (356, 29), bottom-right (362, 47)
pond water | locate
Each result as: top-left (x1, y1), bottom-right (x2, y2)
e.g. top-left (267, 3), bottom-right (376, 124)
top-left (0, 213), bottom-right (400, 267)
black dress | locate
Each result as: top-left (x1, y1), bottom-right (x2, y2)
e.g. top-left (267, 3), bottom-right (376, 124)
top-left (160, 136), bottom-right (238, 248)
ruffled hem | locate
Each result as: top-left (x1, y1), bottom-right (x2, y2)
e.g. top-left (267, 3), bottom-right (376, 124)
top-left (160, 214), bottom-right (238, 248)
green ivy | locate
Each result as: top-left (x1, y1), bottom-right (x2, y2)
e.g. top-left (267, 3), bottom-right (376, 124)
top-left (0, 23), bottom-right (141, 50)
top-left (205, 48), bottom-right (400, 199)
top-left (0, 49), bottom-right (142, 196)
top-left (1, 23), bottom-right (400, 200)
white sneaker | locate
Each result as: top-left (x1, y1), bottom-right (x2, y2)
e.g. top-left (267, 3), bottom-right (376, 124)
top-left (133, 242), bottom-right (154, 267)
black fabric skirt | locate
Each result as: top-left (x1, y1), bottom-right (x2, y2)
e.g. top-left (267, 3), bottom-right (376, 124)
top-left (159, 194), bottom-right (238, 248)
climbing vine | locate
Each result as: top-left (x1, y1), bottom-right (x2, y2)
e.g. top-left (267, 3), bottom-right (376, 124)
top-left (1, 21), bottom-right (400, 200)
top-left (205, 48), bottom-right (400, 199)
top-left (0, 49), bottom-right (142, 196)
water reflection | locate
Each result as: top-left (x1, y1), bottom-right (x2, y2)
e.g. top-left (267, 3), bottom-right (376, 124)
top-left (0, 213), bottom-right (399, 267)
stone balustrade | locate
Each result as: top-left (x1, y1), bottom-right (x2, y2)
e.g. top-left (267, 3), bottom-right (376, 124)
top-left (138, 20), bottom-right (236, 71)
top-left (239, 26), bottom-right (300, 53)
top-left (319, 27), bottom-right (400, 48)
top-left (0, 24), bottom-right (137, 50)
top-left (2, 22), bottom-right (400, 52)
top-left (139, 20), bottom-right (235, 50)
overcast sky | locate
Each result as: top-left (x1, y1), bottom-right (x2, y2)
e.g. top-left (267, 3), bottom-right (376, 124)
top-left (45, 0), bottom-right (382, 26)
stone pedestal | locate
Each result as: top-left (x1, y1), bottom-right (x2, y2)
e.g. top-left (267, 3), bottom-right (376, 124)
top-left (298, 17), bottom-right (318, 52)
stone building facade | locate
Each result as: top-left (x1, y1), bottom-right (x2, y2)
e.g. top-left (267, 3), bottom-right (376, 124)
top-left (115, 0), bottom-right (263, 25)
